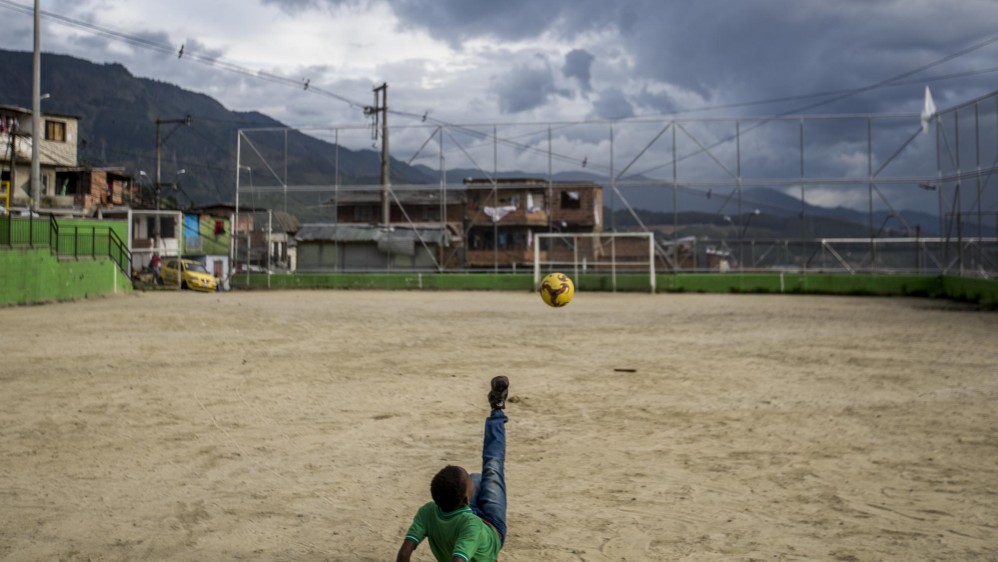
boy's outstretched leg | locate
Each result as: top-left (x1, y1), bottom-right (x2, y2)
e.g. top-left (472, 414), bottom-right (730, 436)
top-left (488, 375), bottom-right (508, 411)
top-left (471, 376), bottom-right (509, 544)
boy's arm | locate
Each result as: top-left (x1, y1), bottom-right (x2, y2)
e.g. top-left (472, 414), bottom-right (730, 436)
top-left (396, 539), bottom-right (416, 562)
top-left (395, 538), bottom-right (466, 562)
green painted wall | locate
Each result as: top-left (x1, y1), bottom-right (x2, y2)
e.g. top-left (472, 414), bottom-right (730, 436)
top-left (232, 272), bottom-right (534, 291)
top-left (230, 271), bottom-right (997, 308)
top-left (0, 248), bottom-right (132, 307)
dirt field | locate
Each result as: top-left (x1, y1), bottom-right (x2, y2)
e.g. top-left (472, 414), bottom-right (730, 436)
top-left (1, 290), bottom-right (996, 561)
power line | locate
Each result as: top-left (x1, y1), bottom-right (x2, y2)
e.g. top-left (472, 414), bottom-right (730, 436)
top-left (5, 0), bottom-right (993, 132)
top-left (3, 0), bottom-right (995, 216)
top-left (617, 30), bottom-right (998, 182)
top-left (0, 0), bottom-right (369, 110)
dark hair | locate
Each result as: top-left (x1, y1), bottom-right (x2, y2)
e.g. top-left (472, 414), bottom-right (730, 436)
top-left (430, 465), bottom-right (467, 512)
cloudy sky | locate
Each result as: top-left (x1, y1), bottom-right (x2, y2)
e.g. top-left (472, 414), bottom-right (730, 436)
top-left (2, 0), bottom-right (998, 211)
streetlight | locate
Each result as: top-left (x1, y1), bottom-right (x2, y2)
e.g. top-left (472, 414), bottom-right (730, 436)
top-left (239, 165), bottom-right (253, 189)
top-left (723, 215), bottom-right (734, 238)
top-left (740, 209), bottom-right (761, 239)
top-left (167, 169), bottom-right (187, 209)
top-left (138, 170), bottom-right (152, 206)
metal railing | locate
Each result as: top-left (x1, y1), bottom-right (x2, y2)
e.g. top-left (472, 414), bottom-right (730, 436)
top-left (1, 214), bottom-right (131, 277)
top-left (0, 212), bottom-right (48, 247)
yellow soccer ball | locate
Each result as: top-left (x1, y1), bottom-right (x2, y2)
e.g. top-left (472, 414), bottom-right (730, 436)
top-left (539, 272), bottom-right (575, 307)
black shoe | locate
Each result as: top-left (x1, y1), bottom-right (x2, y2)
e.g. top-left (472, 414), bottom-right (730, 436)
top-left (488, 376), bottom-right (509, 410)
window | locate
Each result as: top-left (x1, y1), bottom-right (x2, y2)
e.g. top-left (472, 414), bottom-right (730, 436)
top-left (44, 120), bottom-right (66, 142)
top-left (560, 191), bottom-right (581, 209)
top-left (55, 172), bottom-right (79, 196)
top-left (353, 205), bottom-right (374, 222)
top-left (146, 217), bottom-right (176, 238)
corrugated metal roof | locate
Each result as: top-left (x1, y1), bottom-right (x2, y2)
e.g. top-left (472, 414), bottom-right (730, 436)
top-left (272, 211), bottom-right (301, 233)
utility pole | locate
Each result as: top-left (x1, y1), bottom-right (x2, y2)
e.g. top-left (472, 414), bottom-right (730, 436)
top-left (30, 0), bottom-right (40, 211)
top-left (365, 83), bottom-right (389, 226)
top-left (154, 115), bottom-right (192, 246)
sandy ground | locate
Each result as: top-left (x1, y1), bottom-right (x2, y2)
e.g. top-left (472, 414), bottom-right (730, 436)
top-left (1, 290), bottom-right (996, 561)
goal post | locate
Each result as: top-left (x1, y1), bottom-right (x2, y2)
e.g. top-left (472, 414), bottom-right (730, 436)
top-left (533, 232), bottom-right (656, 293)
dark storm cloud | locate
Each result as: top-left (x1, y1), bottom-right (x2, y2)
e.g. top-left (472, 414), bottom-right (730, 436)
top-left (493, 57), bottom-right (571, 114)
top-left (563, 48), bottom-right (595, 93)
top-left (260, 0), bottom-right (326, 12)
top-left (263, 0), bottom-right (618, 44)
top-left (592, 87), bottom-right (634, 120)
top-left (332, 0), bottom-right (998, 116)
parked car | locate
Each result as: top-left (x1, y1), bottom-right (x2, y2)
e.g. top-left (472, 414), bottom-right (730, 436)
top-left (160, 258), bottom-right (219, 292)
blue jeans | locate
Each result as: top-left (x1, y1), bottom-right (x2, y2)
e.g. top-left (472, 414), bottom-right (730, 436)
top-left (469, 409), bottom-right (508, 543)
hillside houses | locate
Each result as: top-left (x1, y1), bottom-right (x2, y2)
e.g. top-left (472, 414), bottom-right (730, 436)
top-left (318, 177), bottom-right (604, 271)
top-left (1, 103), bottom-right (138, 215)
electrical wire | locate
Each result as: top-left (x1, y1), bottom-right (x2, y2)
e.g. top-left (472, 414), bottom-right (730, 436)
top-left (2, 0), bottom-right (994, 222)
top-left (0, 0), bottom-right (368, 109)
top-left (4, 0), bottom-right (994, 135)
top-left (618, 31), bottom-right (998, 182)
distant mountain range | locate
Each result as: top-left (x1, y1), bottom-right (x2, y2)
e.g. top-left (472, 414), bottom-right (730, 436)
top-left (0, 49), bottom-right (434, 220)
top-left (1, 49), bottom-right (974, 236)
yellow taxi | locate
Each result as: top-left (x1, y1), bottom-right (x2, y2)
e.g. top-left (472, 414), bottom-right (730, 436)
top-left (160, 258), bottom-right (219, 292)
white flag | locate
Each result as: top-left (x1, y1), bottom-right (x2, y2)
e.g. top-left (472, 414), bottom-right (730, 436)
top-left (920, 86), bottom-right (936, 134)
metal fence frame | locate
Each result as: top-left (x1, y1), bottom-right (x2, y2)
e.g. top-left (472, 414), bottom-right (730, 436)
top-left (234, 89), bottom-right (998, 277)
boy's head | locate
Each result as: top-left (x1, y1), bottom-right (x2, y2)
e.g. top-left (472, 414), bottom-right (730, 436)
top-left (430, 465), bottom-right (474, 512)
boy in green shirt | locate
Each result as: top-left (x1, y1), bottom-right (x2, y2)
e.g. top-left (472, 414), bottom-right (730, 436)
top-left (396, 376), bottom-right (510, 562)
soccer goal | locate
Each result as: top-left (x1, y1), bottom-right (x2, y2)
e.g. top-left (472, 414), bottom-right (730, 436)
top-left (533, 232), bottom-right (657, 293)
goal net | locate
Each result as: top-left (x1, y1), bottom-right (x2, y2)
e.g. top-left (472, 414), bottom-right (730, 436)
top-left (533, 232), bottom-right (656, 293)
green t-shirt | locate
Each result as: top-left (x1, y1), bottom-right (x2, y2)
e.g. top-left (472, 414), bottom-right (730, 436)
top-left (405, 502), bottom-right (501, 562)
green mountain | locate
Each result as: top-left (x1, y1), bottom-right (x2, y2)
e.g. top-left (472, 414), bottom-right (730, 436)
top-left (0, 49), bottom-right (433, 220)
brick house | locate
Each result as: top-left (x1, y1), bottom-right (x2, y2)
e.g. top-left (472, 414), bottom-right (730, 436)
top-left (463, 178), bottom-right (603, 269)
top-left (1, 104), bottom-right (136, 215)
top-left (323, 179), bottom-right (604, 270)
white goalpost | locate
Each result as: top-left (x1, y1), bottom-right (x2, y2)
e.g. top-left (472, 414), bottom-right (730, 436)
top-left (533, 232), bottom-right (657, 293)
